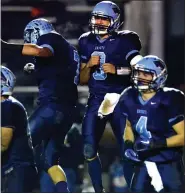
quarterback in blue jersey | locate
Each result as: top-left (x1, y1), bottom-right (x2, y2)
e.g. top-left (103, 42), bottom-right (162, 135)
top-left (1, 66), bottom-right (37, 192)
top-left (78, 1), bottom-right (143, 192)
top-left (100, 55), bottom-right (185, 192)
top-left (1, 18), bottom-right (79, 192)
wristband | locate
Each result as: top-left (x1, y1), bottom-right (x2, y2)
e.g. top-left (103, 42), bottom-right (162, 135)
top-left (150, 139), bottom-right (167, 149)
top-left (116, 67), bottom-right (131, 75)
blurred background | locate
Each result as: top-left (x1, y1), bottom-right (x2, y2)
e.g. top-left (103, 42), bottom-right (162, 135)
top-left (1, 0), bottom-right (184, 192)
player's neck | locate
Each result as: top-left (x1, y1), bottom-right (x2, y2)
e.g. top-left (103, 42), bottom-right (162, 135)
top-left (141, 91), bottom-right (156, 101)
top-left (98, 34), bottom-right (110, 40)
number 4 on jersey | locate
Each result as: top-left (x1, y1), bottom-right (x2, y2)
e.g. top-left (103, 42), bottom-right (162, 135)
top-left (136, 116), bottom-right (152, 140)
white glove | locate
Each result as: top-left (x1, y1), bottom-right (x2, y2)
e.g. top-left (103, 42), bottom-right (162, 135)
top-left (23, 63), bottom-right (35, 74)
top-left (98, 93), bottom-right (121, 119)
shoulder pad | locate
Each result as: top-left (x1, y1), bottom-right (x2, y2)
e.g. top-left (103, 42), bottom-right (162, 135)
top-left (39, 32), bottom-right (54, 39)
top-left (1, 97), bottom-right (16, 111)
top-left (1, 98), bottom-right (11, 105)
top-left (9, 96), bottom-right (26, 111)
top-left (117, 30), bottom-right (137, 36)
top-left (119, 86), bottom-right (133, 102)
top-left (163, 87), bottom-right (184, 96)
top-left (161, 87), bottom-right (184, 105)
top-left (117, 30), bottom-right (142, 51)
top-left (163, 87), bottom-right (184, 100)
top-left (78, 32), bottom-right (92, 41)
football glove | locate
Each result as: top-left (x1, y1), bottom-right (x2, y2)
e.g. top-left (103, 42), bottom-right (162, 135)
top-left (23, 63), bottom-right (35, 74)
top-left (135, 138), bottom-right (167, 152)
top-left (125, 149), bottom-right (141, 163)
top-left (124, 140), bottom-right (141, 163)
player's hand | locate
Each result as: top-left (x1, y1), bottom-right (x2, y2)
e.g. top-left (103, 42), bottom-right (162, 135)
top-left (124, 149), bottom-right (141, 163)
top-left (102, 63), bottom-right (116, 74)
top-left (24, 63), bottom-right (35, 74)
top-left (137, 138), bottom-right (167, 151)
top-left (88, 56), bottom-right (100, 67)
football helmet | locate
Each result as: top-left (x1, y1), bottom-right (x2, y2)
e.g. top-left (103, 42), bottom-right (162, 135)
top-left (131, 55), bottom-right (168, 91)
top-left (1, 66), bottom-right (16, 96)
top-left (24, 18), bottom-right (55, 44)
top-left (89, 1), bottom-right (120, 35)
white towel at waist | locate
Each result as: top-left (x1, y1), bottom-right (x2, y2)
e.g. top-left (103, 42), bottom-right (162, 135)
top-left (144, 161), bottom-right (164, 192)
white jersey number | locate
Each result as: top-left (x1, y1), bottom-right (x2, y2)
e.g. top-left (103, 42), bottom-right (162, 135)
top-left (92, 51), bottom-right (107, 80)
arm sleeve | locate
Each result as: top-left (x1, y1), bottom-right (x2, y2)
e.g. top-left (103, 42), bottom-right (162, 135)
top-left (168, 91), bottom-right (184, 126)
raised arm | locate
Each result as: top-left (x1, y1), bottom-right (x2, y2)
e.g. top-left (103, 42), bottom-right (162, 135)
top-left (1, 39), bottom-right (53, 57)
top-left (79, 56), bottom-right (100, 85)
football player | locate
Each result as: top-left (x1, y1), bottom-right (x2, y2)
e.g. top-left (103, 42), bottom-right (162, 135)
top-left (78, 1), bottom-right (143, 191)
top-left (1, 66), bottom-right (37, 192)
top-left (39, 126), bottom-right (84, 193)
top-left (99, 55), bottom-right (185, 192)
top-left (1, 18), bottom-right (79, 192)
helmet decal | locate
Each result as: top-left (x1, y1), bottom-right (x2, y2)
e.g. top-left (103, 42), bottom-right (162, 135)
top-left (23, 18), bottom-right (55, 44)
top-left (1, 66), bottom-right (16, 96)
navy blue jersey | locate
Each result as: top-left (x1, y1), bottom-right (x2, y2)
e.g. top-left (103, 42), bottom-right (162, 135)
top-left (78, 31), bottom-right (141, 96)
top-left (1, 96), bottom-right (35, 173)
top-left (34, 32), bottom-right (79, 105)
top-left (118, 87), bottom-right (184, 162)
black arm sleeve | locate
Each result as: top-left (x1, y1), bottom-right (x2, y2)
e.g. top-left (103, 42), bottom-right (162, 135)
top-left (1, 39), bottom-right (24, 54)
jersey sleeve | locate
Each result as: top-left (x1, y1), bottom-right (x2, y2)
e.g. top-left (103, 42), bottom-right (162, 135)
top-left (1, 101), bottom-right (15, 129)
top-left (37, 33), bottom-right (56, 54)
top-left (168, 90), bottom-right (184, 126)
top-left (119, 31), bottom-right (142, 64)
top-left (78, 33), bottom-right (90, 63)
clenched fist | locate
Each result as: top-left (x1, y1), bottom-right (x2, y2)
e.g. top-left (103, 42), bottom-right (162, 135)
top-left (102, 63), bottom-right (116, 74)
top-left (88, 56), bottom-right (100, 67)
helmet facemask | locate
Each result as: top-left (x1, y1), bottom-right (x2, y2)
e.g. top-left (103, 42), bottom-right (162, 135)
top-left (89, 1), bottom-right (121, 35)
top-left (132, 67), bottom-right (167, 93)
top-left (132, 68), bottom-right (157, 92)
top-left (90, 11), bottom-right (120, 35)
top-left (90, 14), bottom-right (112, 35)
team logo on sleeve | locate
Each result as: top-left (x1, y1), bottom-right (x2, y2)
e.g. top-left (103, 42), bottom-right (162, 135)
top-left (74, 50), bottom-right (80, 62)
top-left (74, 50), bottom-right (80, 85)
